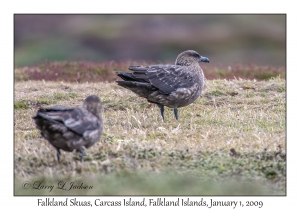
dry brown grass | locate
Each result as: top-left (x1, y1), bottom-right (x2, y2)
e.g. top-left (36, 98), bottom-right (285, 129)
top-left (14, 77), bottom-right (286, 195)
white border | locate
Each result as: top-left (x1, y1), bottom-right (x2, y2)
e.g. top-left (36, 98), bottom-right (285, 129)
top-left (5, 1), bottom-right (298, 209)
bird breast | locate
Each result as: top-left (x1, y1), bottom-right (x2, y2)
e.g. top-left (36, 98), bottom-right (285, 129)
top-left (169, 82), bottom-right (203, 108)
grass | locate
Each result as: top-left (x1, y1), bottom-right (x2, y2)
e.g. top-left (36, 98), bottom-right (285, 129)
top-left (14, 76), bottom-right (286, 195)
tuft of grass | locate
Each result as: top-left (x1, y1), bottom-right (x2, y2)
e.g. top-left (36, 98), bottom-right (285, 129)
top-left (277, 87), bottom-right (286, 93)
top-left (205, 90), bottom-right (225, 97)
top-left (14, 77), bottom-right (286, 195)
top-left (36, 97), bottom-right (57, 105)
top-left (53, 92), bottom-right (79, 100)
top-left (14, 100), bottom-right (30, 109)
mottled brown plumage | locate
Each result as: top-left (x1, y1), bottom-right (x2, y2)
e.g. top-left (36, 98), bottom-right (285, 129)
top-left (116, 50), bottom-right (209, 120)
top-left (32, 95), bottom-right (103, 162)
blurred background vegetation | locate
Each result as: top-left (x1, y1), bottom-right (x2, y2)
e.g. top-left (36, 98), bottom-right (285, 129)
top-left (14, 14), bottom-right (285, 67)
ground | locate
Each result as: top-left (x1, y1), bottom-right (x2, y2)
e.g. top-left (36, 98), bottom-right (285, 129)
top-left (14, 72), bottom-right (285, 195)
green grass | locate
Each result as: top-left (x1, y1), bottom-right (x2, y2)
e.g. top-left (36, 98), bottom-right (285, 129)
top-left (14, 100), bottom-right (30, 110)
top-left (14, 77), bottom-right (286, 195)
top-left (14, 170), bottom-right (281, 196)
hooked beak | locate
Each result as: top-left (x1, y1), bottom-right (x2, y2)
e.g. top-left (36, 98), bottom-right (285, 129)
top-left (199, 56), bottom-right (209, 63)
